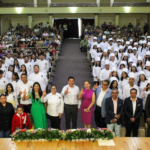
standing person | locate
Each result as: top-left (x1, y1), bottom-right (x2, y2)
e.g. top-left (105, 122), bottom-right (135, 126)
top-left (94, 80), bottom-right (112, 128)
top-left (124, 88), bottom-right (143, 137)
top-left (145, 93), bottom-right (150, 137)
top-left (28, 65), bottom-right (48, 91)
top-left (61, 76), bottom-right (80, 129)
top-left (78, 80), bottom-right (95, 128)
top-left (68, 22), bottom-right (73, 39)
top-left (41, 85), bottom-right (64, 129)
top-left (5, 83), bottom-right (18, 109)
top-left (105, 89), bottom-right (123, 137)
top-left (63, 23), bottom-right (68, 39)
top-left (17, 74), bottom-right (33, 113)
top-left (22, 82), bottom-right (47, 129)
top-left (0, 94), bottom-right (15, 138)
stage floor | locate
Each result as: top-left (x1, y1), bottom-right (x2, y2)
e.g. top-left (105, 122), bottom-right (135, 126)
top-left (0, 137), bottom-right (150, 150)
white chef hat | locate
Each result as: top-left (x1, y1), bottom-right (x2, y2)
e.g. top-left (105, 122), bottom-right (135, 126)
top-left (132, 47), bottom-right (137, 51)
top-left (142, 40), bottom-right (147, 44)
top-left (95, 57), bottom-right (100, 61)
top-left (102, 35), bottom-right (106, 39)
top-left (93, 37), bottom-right (97, 40)
top-left (105, 60), bottom-right (110, 65)
top-left (111, 66), bottom-right (117, 72)
top-left (128, 58), bottom-right (133, 63)
top-left (129, 72), bottom-right (135, 79)
top-left (123, 53), bottom-right (129, 57)
top-left (146, 61), bottom-right (150, 67)
top-left (122, 68), bottom-right (128, 74)
top-left (128, 46), bottom-right (132, 49)
top-left (117, 39), bottom-right (121, 42)
top-left (109, 53), bottom-right (115, 58)
top-left (110, 77), bottom-right (118, 84)
top-left (108, 38), bottom-right (113, 42)
top-left (147, 36), bottom-right (150, 39)
top-left (134, 42), bottom-right (138, 45)
top-left (130, 39), bottom-right (133, 42)
top-left (138, 71), bottom-right (145, 76)
top-left (146, 51), bottom-right (150, 56)
top-left (138, 56), bottom-right (143, 61)
top-left (103, 49), bottom-right (108, 52)
top-left (119, 45), bottom-right (124, 49)
top-left (131, 63), bottom-right (137, 67)
top-left (114, 49), bottom-right (119, 52)
top-left (126, 41), bottom-right (130, 45)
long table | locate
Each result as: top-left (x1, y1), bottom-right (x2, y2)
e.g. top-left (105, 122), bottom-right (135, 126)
top-left (0, 137), bottom-right (150, 150)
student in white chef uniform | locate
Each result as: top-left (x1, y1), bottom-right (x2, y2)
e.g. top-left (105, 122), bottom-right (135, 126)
top-left (100, 60), bottom-right (111, 81)
top-left (5, 53), bottom-right (14, 66)
top-left (37, 53), bottom-right (49, 75)
top-left (123, 72), bottom-right (139, 100)
top-left (144, 61), bottom-right (150, 79)
top-left (0, 70), bottom-right (8, 92)
top-left (92, 57), bottom-right (101, 85)
top-left (23, 56), bottom-right (33, 74)
top-left (28, 65), bottom-right (48, 91)
top-left (100, 35), bottom-right (109, 51)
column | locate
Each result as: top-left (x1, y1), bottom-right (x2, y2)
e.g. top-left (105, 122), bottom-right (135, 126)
top-left (110, 0), bottom-right (114, 6)
top-left (47, 0), bottom-right (51, 7)
top-left (115, 14), bottom-right (119, 26)
top-left (96, 0), bottom-right (100, 7)
top-left (33, 0), bottom-right (37, 7)
top-left (146, 0), bottom-right (150, 2)
top-left (28, 15), bottom-right (32, 29)
top-left (49, 14), bottom-right (53, 27)
top-left (94, 14), bottom-right (98, 27)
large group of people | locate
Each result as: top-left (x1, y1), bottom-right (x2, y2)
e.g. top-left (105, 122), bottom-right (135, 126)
top-left (0, 21), bottom-right (150, 139)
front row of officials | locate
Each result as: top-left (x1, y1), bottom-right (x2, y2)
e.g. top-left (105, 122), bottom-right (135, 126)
top-left (0, 76), bottom-right (150, 138)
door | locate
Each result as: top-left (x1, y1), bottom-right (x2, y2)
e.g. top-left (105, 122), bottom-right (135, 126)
top-left (54, 18), bottom-right (79, 38)
top-left (2, 19), bottom-right (11, 34)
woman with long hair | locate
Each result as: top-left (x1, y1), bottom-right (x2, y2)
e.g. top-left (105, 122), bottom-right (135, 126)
top-left (11, 72), bottom-right (20, 95)
top-left (5, 83), bottom-right (18, 109)
top-left (13, 59), bottom-right (20, 73)
top-left (22, 82), bottom-right (47, 129)
top-left (19, 64), bottom-right (28, 78)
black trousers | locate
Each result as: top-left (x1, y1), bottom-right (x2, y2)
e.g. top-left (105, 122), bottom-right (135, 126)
top-left (125, 122), bottom-right (140, 137)
top-left (47, 114), bottom-right (61, 130)
top-left (80, 46), bottom-right (87, 52)
top-left (94, 105), bottom-right (106, 128)
top-left (23, 104), bottom-right (32, 113)
top-left (147, 121), bottom-right (150, 137)
top-left (64, 104), bottom-right (78, 130)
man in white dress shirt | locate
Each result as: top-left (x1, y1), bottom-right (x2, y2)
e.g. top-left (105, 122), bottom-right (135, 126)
top-left (17, 74), bottom-right (33, 113)
top-left (28, 65), bottom-right (48, 91)
top-left (37, 53), bottom-right (49, 75)
top-left (61, 76), bottom-right (80, 129)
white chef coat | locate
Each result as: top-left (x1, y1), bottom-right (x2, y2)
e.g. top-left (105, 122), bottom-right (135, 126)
top-left (17, 81), bottom-right (33, 105)
top-left (61, 84), bottom-right (81, 108)
top-left (118, 78), bottom-right (129, 92)
top-left (23, 62), bottom-right (33, 74)
top-left (28, 72), bottom-right (48, 91)
top-left (18, 58), bottom-right (24, 67)
top-left (123, 84), bottom-right (139, 100)
top-left (37, 59), bottom-right (49, 74)
top-left (5, 57), bottom-right (14, 66)
top-left (100, 41), bottom-right (109, 51)
top-left (42, 92), bottom-right (64, 117)
top-left (140, 90), bottom-right (150, 110)
top-left (0, 77), bottom-right (8, 90)
top-left (6, 92), bottom-right (18, 108)
top-left (11, 80), bottom-right (21, 95)
top-left (92, 66), bottom-right (101, 81)
top-left (144, 69), bottom-right (150, 79)
top-left (5, 71), bottom-right (12, 82)
top-left (100, 68), bottom-right (111, 81)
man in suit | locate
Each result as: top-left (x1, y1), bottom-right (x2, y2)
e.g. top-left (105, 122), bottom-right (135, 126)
top-left (105, 88), bottom-right (123, 137)
top-left (145, 94), bottom-right (150, 137)
top-left (124, 88), bottom-right (143, 137)
top-left (94, 80), bottom-right (112, 128)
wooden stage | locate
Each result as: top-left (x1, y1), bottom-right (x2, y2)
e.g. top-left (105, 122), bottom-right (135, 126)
top-left (0, 138), bottom-right (150, 150)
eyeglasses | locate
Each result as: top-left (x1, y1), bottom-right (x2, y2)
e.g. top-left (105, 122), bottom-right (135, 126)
top-left (102, 83), bottom-right (108, 86)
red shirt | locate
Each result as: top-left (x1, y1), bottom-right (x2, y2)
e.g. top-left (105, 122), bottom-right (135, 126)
top-left (11, 112), bottom-right (31, 133)
top-left (51, 49), bottom-right (57, 56)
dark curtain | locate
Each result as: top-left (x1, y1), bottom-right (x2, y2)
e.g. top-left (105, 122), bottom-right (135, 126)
top-left (54, 19), bottom-right (79, 38)
top-left (82, 19), bottom-right (94, 27)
